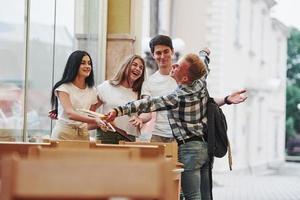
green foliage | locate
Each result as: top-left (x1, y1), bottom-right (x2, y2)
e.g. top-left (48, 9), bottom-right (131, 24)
top-left (286, 117), bottom-right (296, 139)
top-left (287, 28), bottom-right (300, 85)
top-left (286, 28), bottom-right (300, 140)
top-left (286, 85), bottom-right (300, 132)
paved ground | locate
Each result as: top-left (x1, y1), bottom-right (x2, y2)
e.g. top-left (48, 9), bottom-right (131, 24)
top-left (213, 161), bottom-right (300, 200)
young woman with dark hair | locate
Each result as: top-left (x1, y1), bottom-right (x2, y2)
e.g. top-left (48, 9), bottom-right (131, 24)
top-left (50, 50), bottom-right (103, 140)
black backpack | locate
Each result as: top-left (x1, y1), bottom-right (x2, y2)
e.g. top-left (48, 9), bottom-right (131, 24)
top-left (206, 97), bottom-right (232, 170)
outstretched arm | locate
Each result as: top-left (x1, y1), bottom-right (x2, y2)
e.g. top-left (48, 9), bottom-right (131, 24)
top-left (199, 48), bottom-right (210, 77)
top-left (214, 89), bottom-right (247, 106)
top-left (199, 48), bottom-right (247, 106)
top-left (106, 94), bottom-right (178, 122)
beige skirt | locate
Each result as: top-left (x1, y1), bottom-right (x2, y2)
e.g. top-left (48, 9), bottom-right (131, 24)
top-left (51, 121), bottom-right (89, 140)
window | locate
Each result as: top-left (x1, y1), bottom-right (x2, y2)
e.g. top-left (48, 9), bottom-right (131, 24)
top-left (234, 0), bottom-right (241, 48)
top-left (0, 0), bottom-right (26, 141)
top-left (249, 2), bottom-right (254, 55)
top-left (0, 0), bottom-right (107, 142)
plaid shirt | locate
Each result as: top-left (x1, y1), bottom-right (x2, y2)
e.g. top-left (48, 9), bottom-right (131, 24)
top-left (115, 78), bottom-right (208, 142)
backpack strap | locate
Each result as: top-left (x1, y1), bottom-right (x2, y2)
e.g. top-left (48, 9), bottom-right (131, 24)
top-left (227, 140), bottom-right (233, 170)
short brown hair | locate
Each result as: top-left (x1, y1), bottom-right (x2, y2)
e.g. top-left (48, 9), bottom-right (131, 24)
top-left (184, 53), bottom-right (206, 82)
top-left (149, 35), bottom-right (173, 54)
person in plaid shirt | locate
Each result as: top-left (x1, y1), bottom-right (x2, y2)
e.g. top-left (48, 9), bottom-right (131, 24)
top-left (106, 52), bottom-right (211, 199)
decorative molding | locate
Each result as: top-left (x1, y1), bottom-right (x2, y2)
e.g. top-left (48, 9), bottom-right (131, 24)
top-left (107, 33), bottom-right (135, 41)
top-left (262, 0), bottom-right (276, 9)
top-left (271, 18), bottom-right (290, 37)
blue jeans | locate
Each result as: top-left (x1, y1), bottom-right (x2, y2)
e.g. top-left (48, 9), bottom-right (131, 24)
top-left (178, 141), bottom-right (211, 200)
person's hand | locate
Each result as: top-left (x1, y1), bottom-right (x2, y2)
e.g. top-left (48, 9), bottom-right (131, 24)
top-left (48, 109), bottom-right (58, 120)
top-left (227, 89), bottom-right (247, 104)
top-left (106, 110), bottom-right (117, 122)
top-left (129, 116), bottom-right (143, 129)
top-left (201, 47), bottom-right (210, 55)
top-left (94, 118), bottom-right (108, 131)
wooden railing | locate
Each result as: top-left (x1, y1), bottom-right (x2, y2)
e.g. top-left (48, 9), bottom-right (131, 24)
top-left (0, 140), bottom-right (182, 200)
top-left (1, 154), bottom-right (176, 200)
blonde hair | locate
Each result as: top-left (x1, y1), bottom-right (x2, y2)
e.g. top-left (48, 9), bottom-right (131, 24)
top-left (109, 55), bottom-right (145, 99)
top-left (184, 53), bottom-right (206, 82)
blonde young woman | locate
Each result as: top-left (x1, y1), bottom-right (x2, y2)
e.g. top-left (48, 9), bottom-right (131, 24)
top-left (49, 50), bottom-right (104, 140)
top-left (95, 55), bottom-right (146, 143)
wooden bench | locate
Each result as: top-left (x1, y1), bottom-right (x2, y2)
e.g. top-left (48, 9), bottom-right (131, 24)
top-left (41, 140), bottom-right (165, 159)
top-left (0, 140), bottom-right (164, 159)
top-left (119, 141), bottom-right (178, 162)
top-left (119, 141), bottom-right (183, 200)
top-left (0, 142), bottom-right (56, 178)
top-left (90, 143), bottom-right (165, 159)
top-left (43, 140), bottom-right (165, 160)
top-left (0, 141), bottom-right (55, 158)
top-left (0, 140), bottom-right (180, 200)
top-left (28, 146), bottom-right (140, 160)
top-left (1, 154), bottom-right (176, 200)
top-left (48, 139), bottom-right (92, 148)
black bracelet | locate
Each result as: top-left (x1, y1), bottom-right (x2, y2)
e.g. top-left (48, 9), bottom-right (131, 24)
top-left (224, 95), bottom-right (232, 105)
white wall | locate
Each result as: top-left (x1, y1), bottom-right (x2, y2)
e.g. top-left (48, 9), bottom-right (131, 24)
top-left (169, 0), bottom-right (288, 171)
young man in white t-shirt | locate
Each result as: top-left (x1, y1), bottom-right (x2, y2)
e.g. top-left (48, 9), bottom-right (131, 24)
top-left (140, 35), bottom-right (246, 142)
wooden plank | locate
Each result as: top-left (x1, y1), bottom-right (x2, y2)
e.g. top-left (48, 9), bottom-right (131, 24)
top-left (1, 155), bottom-right (176, 200)
top-left (91, 143), bottom-right (165, 159)
top-left (0, 142), bottom-right (54, 158)
top-left (28, 146), bottom-right (140, 160)
top-left (120, 141), bottom-right (178, 162)
top-left (119, 141), bottom-right (183, 200)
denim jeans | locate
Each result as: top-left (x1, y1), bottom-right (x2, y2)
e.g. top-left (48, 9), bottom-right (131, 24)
top-left (178, 140), bottom-right (211, 200)
top-left (150, 134), bottom-right (175, 143)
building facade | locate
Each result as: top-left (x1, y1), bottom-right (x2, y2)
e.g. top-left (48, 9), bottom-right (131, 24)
top-left (141, 0), bottom-right (289, 171)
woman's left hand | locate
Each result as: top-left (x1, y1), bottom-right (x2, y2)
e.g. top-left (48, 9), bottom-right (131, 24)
top-left (48, 109), bottom-right (58, 120)
top-left (129, 116), bottom-right (143, 129)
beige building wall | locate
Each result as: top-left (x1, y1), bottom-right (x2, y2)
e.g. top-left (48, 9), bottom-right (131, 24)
top-left (105, 0), bottom-right (143, 80)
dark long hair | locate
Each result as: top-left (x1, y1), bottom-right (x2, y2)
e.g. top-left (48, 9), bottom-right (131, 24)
top-left (50, 50), bottom-right (95, 109)
top-left (109, 55), bottom-right (145, 99)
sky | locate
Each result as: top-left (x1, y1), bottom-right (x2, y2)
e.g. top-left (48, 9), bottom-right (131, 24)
top-left (271, 0), bottom-right (300, 30)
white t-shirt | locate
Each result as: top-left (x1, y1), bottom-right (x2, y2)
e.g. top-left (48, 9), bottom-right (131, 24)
top-left (55, 83), bottom-right (98, 127)
top-left (141, 71), bottom-right (177, 138)
top-left (97, 81), bottom-right (139, 136)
